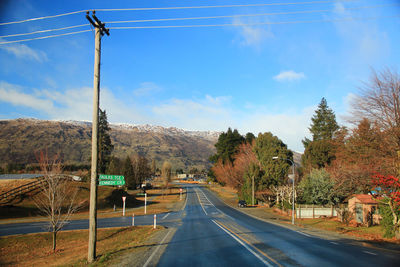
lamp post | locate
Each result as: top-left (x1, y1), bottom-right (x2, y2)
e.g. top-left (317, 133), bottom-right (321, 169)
top-left (272, 156), bottom-right (296, 225)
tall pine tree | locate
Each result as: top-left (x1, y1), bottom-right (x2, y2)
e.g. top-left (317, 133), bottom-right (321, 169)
top-left (98, 109), bottom-right (114, 174)
top-left (302, 98), bottom-right (339, 170)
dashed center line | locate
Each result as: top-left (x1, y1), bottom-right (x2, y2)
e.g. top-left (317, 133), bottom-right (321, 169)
top-left (363, 250), bottom-right (377, 256)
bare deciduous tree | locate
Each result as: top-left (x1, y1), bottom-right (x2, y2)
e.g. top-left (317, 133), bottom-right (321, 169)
top-left (350, 68), bottom-right (400, 150)
top-left (161, 161), bottom-right (172, 195)
top-left (34, 152), bottom-right (81, 251)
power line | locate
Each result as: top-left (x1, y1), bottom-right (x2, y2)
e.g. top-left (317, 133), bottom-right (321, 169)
top-left (0, 3), bottom-right (392, 39)
top-left (96, 0), bottom-right (358, 12)
top-left (0, 10), bottom-right (87, 26)
top-left (0, 24), bottom-right (89, 38)
top-left (105, 4), bottom-right (395, 25)
top-left (0, 0), bottom-right (357, 26)
top-left (1, 14), bottom-right (397, 45)
top-left (0, 29), bottom-right (91, 45)
top-left (107, 15), bottom-right (400, 30)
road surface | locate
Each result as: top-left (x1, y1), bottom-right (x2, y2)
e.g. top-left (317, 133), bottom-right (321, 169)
top-left (158, 185), bottom-right (400, 266)
top-left (1, 184), bottom-right (399, 266)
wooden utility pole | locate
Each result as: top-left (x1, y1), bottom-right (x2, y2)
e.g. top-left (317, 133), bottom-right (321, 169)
top-left (86, 11), bottom-right (109, 263)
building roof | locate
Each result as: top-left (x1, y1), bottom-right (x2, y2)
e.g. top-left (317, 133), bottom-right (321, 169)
top-left (351, 194), bottom-right (379, 204)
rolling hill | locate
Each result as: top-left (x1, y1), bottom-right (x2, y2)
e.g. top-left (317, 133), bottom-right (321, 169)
top-left (0, 118), bottom-right (219, 170)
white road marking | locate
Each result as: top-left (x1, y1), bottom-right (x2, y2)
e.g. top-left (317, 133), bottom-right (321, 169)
top-left (212, 220), bottom-right (273, 267)
top-left (363, 251), bottom-right (377, 256)
top-left (330, 241), bottom-right (339, 245)
top-left (143, 228), bottom-right (173, 267)
top-left (162, 213), bottom-right (169, 220)
top-left (195, 189), bottom-right (208, 215)
top-left (296, 231), bottom-right (312, 237)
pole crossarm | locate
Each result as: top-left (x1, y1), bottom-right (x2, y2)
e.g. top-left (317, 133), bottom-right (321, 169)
top-left (86, 11), bottom-right (110, 36)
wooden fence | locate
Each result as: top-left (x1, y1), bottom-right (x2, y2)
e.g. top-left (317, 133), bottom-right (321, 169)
top-left (296, 204), bottom-right (337, 218)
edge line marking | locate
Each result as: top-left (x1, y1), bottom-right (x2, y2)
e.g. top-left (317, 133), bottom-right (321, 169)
top-left (143, 228), bottom-right (173, 267)
top-left (213, 219), bottom-right (273, 266)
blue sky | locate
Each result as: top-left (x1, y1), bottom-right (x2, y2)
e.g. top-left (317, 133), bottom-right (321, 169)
top-left (0, 0), bottom-right (399, 152)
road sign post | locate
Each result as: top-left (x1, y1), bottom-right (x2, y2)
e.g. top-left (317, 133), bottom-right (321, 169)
top-left (122, 196), bottom-right (126, 216)
top-left (132, 213), bottom-right (135, 226)
top-left (154, 214), bottom-right (156, 229)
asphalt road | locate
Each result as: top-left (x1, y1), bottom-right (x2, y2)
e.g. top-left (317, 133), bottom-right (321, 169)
top-left (157, 185), bottom-right (400, 267)
top-left (1, 184), bottom-right (400, 266)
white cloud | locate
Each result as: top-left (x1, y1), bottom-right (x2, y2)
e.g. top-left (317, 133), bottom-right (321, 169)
top-left (0, 81), bottom-right (146, 123)
top-left (273, 70), bottom-right (306, 82)
top-left (0, 39), bottom-right (47, 62)
top-left (0, 82), bottom-right (54, 113)
top-left (232, 17), bottom-right (274, 50)
top-left (0, 81), bottom-right (313, 152)
top-left (152, 95), bottom-right (234, 130)
top-left (133, 82), bottom-right (161, 97)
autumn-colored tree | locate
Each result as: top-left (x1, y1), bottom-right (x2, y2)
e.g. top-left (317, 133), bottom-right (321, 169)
top-left (328, 119), bottom-right (396, 201)
top-left (212, 142), bottom-right (258, 190)
top-left (372, 174), bottom-right (400, 239)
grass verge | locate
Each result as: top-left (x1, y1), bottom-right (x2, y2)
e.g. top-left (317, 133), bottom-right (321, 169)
top-left (0, 226), bottom-right (162, 266)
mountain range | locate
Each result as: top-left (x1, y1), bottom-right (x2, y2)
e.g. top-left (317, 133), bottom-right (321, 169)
top-left (0, 118), bottom-right (219, 170)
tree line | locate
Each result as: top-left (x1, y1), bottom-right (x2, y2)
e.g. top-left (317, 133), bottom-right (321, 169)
top-left (210, 68), bottom-right (400, 239)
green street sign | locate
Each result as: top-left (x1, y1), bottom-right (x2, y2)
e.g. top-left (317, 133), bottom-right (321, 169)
top-left (99, 174), bottom-right (125, 181)
top-left (99, 179), bottom-right (125, 186)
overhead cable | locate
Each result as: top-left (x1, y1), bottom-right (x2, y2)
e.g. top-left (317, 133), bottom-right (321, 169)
top-left (0, 29), bottom-right (91, 45)
top-left (107, 15), bottom-right (400, 29)
top-left (105, 4), bottom-right (396, 24)
top-left (0, 24), bottom-right (89, 38)
top-left (0, 0), bottom-right (357, 26)
top-left (96, 0), bottom-right (358, 12)
top-left (0, 10), bottom-right (87, 26)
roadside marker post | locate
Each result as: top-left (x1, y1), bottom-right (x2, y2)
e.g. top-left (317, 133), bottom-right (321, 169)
top-left (145, 193), bottom-right (147, 214)
top-left (180, 188), bottom-right (183, 200)
top-left (122, 196), bottom-right (126, 216)
top-left (132, 213), bottom-right (135, 226)
top-left (154, 214), bottom-right (156, 229)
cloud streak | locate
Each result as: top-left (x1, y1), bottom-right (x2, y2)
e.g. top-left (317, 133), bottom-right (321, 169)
top-left (273, 70), bottom-right (305, 82)
top-left (0, 39), bottom-right (47, 62)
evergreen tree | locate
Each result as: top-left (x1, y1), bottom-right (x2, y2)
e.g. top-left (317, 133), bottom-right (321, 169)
top-left (210, 128), bottom-right (245, 163)
top-left (245, 132), bottom-right (256, 144)
top-left (302, 98), bottom-right (339, 170)
top-left (123, 156), bottom-right (135, 189)
top-left (253, 132), bottom-right (293, 188)
top-left (106, 156), bottom-right (122, 175)
top-left (98, 109), bottom-right (114, 174)
top-left (151, 159), bottom-right (157, 175)
top-left (306, 97), bottom-right (339, 143)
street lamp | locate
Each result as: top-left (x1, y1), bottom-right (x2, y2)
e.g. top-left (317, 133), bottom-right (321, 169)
top-left (272, 156), bottom-right (296, 225)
